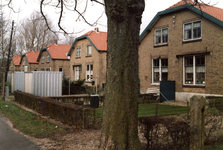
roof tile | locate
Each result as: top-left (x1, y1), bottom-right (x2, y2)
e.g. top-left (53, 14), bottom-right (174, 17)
top-left (167, 0), bottom-right (223, 22)
top-left (13, 55), bottom-right (21, 66)
top-left (46, 44), bottom-right (71, 59)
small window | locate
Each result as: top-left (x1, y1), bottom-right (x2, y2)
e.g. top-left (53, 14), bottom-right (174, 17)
top-left (155, 28), bottom-right (168, 45)
top-left (73, 65), bottom-right (81, 80)
top-left (152, 58), bottom-right (168, 84)
top-left (40, 68), bottom-right (44, 71)
top-left (46, 68), bottom-right (51, 71)
top-left (23, 60), bottom-right (25, 66)
top-left (184, 55), bottom-right (205, 85)
top-left (47, 55), bottom-right (50, 63)
top-left (59, 68), bottom-right (63, 72)
top-left (86, 45), bottom-right (92, 56)
top-left (184, 21), bottom-right (201, 40)
top-left (41, 56), bottom-right (45, 63)
top-left (76, 47), bottom-right (81, 57)
top-left (86, 64), bottom-right (93, 81)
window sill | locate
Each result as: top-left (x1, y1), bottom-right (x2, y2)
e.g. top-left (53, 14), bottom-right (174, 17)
top-left (182, 38), bottom-right (202, 43)
top-left (154, 43), bottom-right (168, 48)
top-left (85, 55), bottom-right (92, 57)
top-left (151, 83), bottom-right (160, 86)
top-left (85, 81), bottom-right (92, 83)
top-left (183, 85), bottom-right (205, 88)
top-left (76, 57), bottom-right (81, 59)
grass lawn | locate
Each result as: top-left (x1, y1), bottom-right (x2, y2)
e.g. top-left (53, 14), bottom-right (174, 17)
top-left (96, 103), bottom-right (189, 118)
top-left (0, 99), bottom-right (67, 138)
top-left (205, 144), bottom-right (223, 150)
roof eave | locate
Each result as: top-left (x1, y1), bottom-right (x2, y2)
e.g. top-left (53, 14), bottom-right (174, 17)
top-left (139, 3), bottom-right (223, 42)
top-left (67, 35), bottom-right (88, 56)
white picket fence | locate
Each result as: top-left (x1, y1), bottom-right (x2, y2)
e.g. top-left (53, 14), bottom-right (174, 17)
top-left (8, 71), bottom-right (62, 97)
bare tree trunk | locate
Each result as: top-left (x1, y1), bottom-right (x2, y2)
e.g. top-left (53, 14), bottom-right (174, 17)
top-left (99, 0), bottom-right (144, 149)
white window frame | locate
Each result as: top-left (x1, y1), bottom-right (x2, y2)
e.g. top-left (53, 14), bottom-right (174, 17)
top-left (76, 47), bottom-right (81, 57)
top-left (74, 65), bottom-right (81, 81)
top-left (86, 45), bottom-right (92, 56)
top-left (41, 56), bottom-right (45, 63)
top-left (47, 54), bottom-right (50, 62)
top-left (183, 20), bottom-right (202, 41)
top-left (152, 58), bottom-right (168, 85)
top-left (86, 64), bottom-right (93, 81)
top-left (45, 68), bottom-right (51, 71)
top-left (155, 28), bottom-right (168, 46)
top-left (183, 55), bottom-right (205, 86)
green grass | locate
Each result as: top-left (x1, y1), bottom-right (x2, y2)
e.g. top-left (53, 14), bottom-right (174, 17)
top-left (205, 144), bottom-right (223, 150)
top-left (0, 99), bottom-right (67, 138)
top-left (96, 103), bottom-right (189, 118)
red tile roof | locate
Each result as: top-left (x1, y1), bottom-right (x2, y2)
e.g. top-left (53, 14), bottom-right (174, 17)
top-left (12, 55), bottom-right (21, 66)
top-left (45, 44), bottom-right (71, 59)
top-left (167, 0), bottom-right (223, 22)
top-left (25, 51), bottom-right (40, 64)
top-left (82, 31), bottom-right (107, 51)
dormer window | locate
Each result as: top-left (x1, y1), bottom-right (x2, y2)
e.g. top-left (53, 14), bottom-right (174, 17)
top-left (42, 56), bottom-right (45, 63)
top-left (184, 21), bottom-right (201, 41)
top-left (155, 28), bottom-right (168, 45)
top-left (76, 47), bottom-right (81, 57)
top-left (47, 55), bottom-right (50, 63)
top-left (86, 45), bottom-right (92, 56)
top-left (23, 60), bottom-right (25, 66)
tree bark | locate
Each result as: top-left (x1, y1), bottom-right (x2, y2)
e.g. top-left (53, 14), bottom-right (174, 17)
top-left (99, 0), bottom-right (144, 149)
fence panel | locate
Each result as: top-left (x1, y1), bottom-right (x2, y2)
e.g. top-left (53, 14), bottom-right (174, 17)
top-left (32, 71), bottom-right (62, 97)
top-left (14, 72), bottom-right (25, 92)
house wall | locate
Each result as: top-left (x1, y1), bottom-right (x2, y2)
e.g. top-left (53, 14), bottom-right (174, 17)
top-left (38, 51), bottom-right (70, 77)
top-left (69, 38), bottom-right (107, 87)
top-left (139, 10), bottom-right (223, 97)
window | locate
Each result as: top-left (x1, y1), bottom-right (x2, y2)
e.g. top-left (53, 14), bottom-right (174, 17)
top-left (59, 68), bottom-right (63, 72)
top-left (76, 47), bottom-right (81, 57)
top-left (47, 55), bottom-right (50, 62)
top-left (86, 45), bottom-right (92, 56)
top-left (40, 68), bottom-right (45, 71)
top-left (152, 58), bottom-right (168, 84)
top-left (155, 28), bottom-right (168, 45)
top-left (41, 56), bottom-right (45, 63)
top-left (73, 65), bottom-right (81, 80)
top-left (46, 68), bottom-right (51, 71)
top-left (184, 21), bottom-right (201, 40)
top-left (86, 64), bottom-right (93, 81)
top-left (23, 60), bottom-right (25, 66)
top-left (184, 55), bottom-right (205, 85)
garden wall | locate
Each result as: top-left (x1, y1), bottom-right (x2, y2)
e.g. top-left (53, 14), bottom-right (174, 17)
top-left (14, 91), bottom-right (100, 129)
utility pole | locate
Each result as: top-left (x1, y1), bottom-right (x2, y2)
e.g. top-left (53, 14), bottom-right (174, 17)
top-left (5, 20), bottom-right (14, 82)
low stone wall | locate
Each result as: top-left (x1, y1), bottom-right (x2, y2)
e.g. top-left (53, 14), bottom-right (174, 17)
top-left (51, 93), bottom-right (159, 107)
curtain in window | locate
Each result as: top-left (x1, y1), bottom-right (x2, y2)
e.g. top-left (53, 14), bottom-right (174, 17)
top-left (161, 67), bottom-right (168, 72)
top-left (196, 66), bottom-right (205, 73)
top-left (185, 66), bottom-right (193, 73)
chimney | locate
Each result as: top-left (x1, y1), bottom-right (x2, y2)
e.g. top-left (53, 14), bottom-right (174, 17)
top-left (94, 27), bottom-right (99, 33)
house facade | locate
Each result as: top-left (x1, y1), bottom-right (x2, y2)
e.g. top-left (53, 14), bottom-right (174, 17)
top-left (37, 44), bottom-right (71, 77)
top-left (9, 55), bottom-right (21, 71)
top-left (68, 29), bottom-right (107, 87)
top-left (139, 0), bottom-right (223, 101)
top-left (19, 51), bottom-right (40, 71)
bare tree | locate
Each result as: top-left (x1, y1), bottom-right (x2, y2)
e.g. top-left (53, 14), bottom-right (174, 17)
top-left (16, 11), bottom-right (57, 53)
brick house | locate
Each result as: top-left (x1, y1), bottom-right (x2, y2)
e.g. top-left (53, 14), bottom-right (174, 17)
top-left (36, 43), bottom-right (71, 77)
top-left (67, 29), bottom-right (107, 87)
top-left (9, 55), bottom-right (21, 71)
top-left (19, 51), bottom-right (40, 71)
top-left (139, 0), bottom-right (223, 101)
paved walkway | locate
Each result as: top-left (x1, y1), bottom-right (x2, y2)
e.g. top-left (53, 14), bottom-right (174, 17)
top-left (0, 115), bottom-right (40, 150)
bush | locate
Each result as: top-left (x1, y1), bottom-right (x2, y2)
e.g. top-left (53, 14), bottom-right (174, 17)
top-left (62, 78), bottom-right (87, 95)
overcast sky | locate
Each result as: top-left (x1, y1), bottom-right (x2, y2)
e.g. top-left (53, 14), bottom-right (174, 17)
top-left (3, 0), bottom-right (223, 38)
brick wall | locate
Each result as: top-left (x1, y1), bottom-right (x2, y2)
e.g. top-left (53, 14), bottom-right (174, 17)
top-left (38, 51), bottom-right (70, 77)
top-left (69, 38), bottom-right (107, 87)
top-left (139, 10), bottom-right (223, 95)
